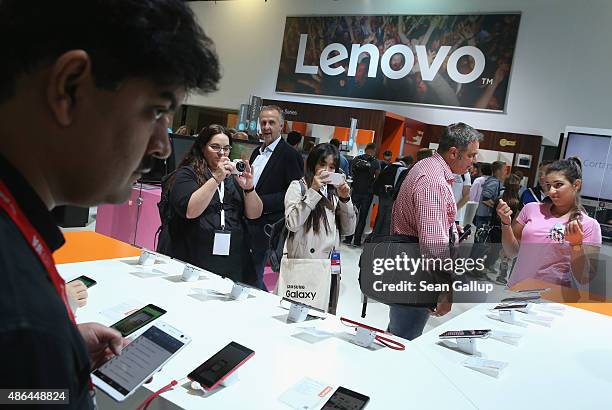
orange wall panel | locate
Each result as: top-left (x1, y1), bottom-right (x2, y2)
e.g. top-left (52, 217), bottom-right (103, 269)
top-left (333, 127), bottom-right (350, 141)
top-left (356, 129), bottom-right (375, 145)
top-left (291, 121), bottom-right (307, 134)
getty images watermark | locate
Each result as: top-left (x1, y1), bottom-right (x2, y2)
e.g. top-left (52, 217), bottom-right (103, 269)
top-left (359, 242), bottom-right (610, 305)
top-left (371, 254), bottom-right (493, 293)
top-left (359, 243), bottom-right (510, 305)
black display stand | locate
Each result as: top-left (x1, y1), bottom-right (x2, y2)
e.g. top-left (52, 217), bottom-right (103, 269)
top-left (52, 206), bottom-right (89, 228)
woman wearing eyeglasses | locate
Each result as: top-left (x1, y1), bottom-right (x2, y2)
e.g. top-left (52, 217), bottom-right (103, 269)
top-left (161, 124), bottom-right (262, 285)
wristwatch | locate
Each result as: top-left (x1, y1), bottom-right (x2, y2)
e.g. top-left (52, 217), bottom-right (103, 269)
top-left (244, 186), bottom-right (255, 194)
top-left (339, 196), bottom-right (351, 203)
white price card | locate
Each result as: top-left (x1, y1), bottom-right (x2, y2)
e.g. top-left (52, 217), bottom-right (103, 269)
top-left (463, 357), bottom-right (508, 378)
top-left (279, 377), bottom-right (333, 410)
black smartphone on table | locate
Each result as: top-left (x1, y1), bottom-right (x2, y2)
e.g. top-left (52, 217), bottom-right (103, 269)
top-left (321, 386), bottom-right (370, 410)
top-left (439, 329), bottom-right (491, 339)
top-left (110, 304), bottom-right (166, 337)
top-left (188, 342), bottom-right (255, 391)
top-left (68, 275), bottom-right (97, 288)
top-left (493, 303), bottom-right (529, 310)
top-left (501, 295), bottom-right (540, 303)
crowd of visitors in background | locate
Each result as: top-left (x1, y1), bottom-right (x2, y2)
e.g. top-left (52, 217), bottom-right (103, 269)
top-left (156, 110), bottom-right (601, 343)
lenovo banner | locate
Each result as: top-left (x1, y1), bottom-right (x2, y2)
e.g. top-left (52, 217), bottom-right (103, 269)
top-left (276, 14), bottom-right (520, 112)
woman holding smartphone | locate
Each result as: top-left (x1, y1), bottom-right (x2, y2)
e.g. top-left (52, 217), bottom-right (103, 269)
top-left (496, 157), bottom-right (601, 288)
top-left (284, 143), bottom-right (356, 313)
top-left (160, 124), bottom-right (262, 285)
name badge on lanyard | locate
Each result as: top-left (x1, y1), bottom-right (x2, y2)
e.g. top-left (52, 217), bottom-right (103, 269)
top-left (330, 249), bottom-right (341, 275)
top-left (213, 180), bottom-right (231, 255)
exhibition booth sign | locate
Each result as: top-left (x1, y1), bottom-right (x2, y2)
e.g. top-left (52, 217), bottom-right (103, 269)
top-left (276, 14), bottom-right (521, 112)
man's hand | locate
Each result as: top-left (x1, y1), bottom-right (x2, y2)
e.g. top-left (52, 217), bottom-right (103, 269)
top-left (66, 280), bottom-right (88, 308)
top-left (431, 292), bottom-right (452, 317)
top-left (78, 323), bottom-right (125, 370)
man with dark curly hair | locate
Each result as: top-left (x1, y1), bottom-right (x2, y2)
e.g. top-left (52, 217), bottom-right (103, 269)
top-left (0, 1), bottom-right (220, 407)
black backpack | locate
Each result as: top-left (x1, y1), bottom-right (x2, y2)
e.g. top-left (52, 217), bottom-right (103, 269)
top-left (265, 180), bottom-right (306, 273)
top-left (155, 171), bottom-right (177, 252)
top-left (351, 156), bottom-right (373, 177)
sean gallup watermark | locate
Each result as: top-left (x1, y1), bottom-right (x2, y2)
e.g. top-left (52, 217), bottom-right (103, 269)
top-left (371, 254), bottom-right (493, 294)
top-left (372, 254), bottom-right (486, 276)
top-left (359, 242), bottom-right (506, 305)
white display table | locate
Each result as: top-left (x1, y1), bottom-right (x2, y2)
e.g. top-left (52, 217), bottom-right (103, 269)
top-left (55, 232), bottom-right (612, 409)
top-left (59, 257), bottom-right (474, 409)
top-left (412, 302), bottom-right (612, 410)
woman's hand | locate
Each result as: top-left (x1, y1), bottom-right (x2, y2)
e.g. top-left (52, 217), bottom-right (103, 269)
top-left (211, 157), bottom-right (232, 183)
top-left (337, 180), bottom-right (350, 199)
top-left (235, 160), bottom-right (254, 190)
top-left (311, 170), bottom-right (331, 192)
top-left (496, 199), bottom-right (512, 225)
top-left (566, 220), bottom-right (584, 246)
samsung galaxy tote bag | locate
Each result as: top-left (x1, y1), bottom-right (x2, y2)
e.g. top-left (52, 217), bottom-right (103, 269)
top-left (277, 258), bottom-right (331, 312)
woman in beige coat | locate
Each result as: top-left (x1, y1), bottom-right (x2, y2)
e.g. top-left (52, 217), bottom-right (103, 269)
top-left (284, 143), bottom-right (356, 313)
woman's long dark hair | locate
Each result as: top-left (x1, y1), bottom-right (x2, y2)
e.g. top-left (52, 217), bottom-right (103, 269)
top-left (545, 156), bottom-right (585, 223)
top-left (178, 124), bottom-right (227, 186)
top-left (303, 143), bottom-right (341, 235)
top-left (501, 173), bottom-right (522, 216)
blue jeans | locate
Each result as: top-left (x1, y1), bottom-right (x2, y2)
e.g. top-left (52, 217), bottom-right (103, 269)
top-left (388, 304), bottom-right (430, 341)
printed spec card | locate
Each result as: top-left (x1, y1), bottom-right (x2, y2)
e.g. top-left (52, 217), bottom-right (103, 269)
top-left (279, 377), bottom-right (333, 409)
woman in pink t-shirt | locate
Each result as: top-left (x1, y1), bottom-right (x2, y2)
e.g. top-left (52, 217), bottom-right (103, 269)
top-left (496, 157), bottom-right (602, 287)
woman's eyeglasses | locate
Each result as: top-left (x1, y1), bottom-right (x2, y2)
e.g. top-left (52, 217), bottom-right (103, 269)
top-left (208, 144), bottom-right (232, 153)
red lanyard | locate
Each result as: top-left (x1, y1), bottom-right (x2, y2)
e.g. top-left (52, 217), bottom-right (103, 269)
top-left (0, 180), bottom-right (75, 323)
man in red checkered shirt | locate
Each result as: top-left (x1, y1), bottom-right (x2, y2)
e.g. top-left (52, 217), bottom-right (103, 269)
top-left (389, 123), bottom-right (482, 340)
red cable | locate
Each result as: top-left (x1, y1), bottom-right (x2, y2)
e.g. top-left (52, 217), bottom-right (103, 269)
top-left (375, 334), bottom-right (406, 350)
top-left (340, 317), bottom-right (406, 350)
top-left (137, 379), bottom-right (179, 410)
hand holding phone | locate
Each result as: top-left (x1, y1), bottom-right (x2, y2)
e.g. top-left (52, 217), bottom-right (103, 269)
top-left (68, 275), bottom-right (97, 288)
top-left (110, 304), bottom-right (166, 337)
top-left (92, 322), bottom-right (190, 402)
top-left (328, 172), bottom-right (346, 187)
top-left (66, 280), bottom-right (89, 308)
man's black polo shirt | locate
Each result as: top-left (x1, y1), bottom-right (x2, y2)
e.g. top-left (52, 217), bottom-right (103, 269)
top-left (0, 154), bottom-right (93, 408)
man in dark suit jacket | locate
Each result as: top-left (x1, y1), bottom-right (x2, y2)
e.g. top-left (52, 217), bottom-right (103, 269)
top-left (248, 105), bottom-right (304, 290)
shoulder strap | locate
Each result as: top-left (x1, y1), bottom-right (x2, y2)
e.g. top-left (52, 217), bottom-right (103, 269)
top-left (394, 166), bottom-right (407, 186)
top-left (528, 188), bottom-right (541, 203)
